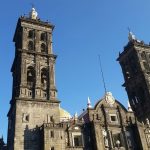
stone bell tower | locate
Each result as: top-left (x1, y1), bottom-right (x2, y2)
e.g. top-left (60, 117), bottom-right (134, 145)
top-left (7, 8), bottom-right (60, 150)
top-left (117, 32), bottom-right (150, 122)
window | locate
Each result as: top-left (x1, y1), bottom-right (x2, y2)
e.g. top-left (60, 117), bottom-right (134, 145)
top-left (51, 147), bottom-right (54, 150)
top-left (28, 30), bottom-right (34, 38)
top-left (50, 116), bottom-right (54, 122)
top-left (28, 91), bottom-right (32, 97)
top-left (44, 93), bottom-right (47, 98)
top-left (41, 43), bottom-right (46, 53)
top-left (41, 68), bottom-right (47, 87)
top-left (74, 136), bottom-right (80, 146)
top-left (73, 135), bottom-right (82, 147)
top-left (111, 116), bottom-right (116, 121)
top-left (41, 32), bottom-right (46, 41)
top-left (27, 66), bottom-right (35, 87)
top-left (28, 41), bottom-right (34, 50)
top-left (110, 114), bottom-right (118, 122)
top-left (50, 131), bottom-right (54, 138)
top-left (22, 113), bottom-right (29, 122)
top-left (25, 115), bottom-right (29, 121)
top-left (97, 114), bottom-right (101, 120)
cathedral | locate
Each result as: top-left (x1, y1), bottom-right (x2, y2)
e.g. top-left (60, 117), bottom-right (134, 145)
top-left (3, 8), bottom-right (150, 150)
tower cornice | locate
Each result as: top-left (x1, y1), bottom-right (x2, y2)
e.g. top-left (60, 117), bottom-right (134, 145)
top-left (19, 16), bottom-right (54, 28)
top-left (117, 40), bottom-right (150, 61)
top-left (13, 16), bottom-right (54, 42)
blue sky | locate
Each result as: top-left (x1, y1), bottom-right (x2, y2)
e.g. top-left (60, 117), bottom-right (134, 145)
top-left (1, 0), bottom-right (150, 142)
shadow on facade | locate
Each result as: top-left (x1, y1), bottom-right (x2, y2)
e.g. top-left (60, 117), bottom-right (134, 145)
top-left (24, 125), bottom-right (43, 150)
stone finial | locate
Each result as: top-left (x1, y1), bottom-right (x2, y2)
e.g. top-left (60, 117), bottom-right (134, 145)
top-left (75, 112), bottom-right (78, 118)
top-left (29, 7), bottom-right (38, 20)
top-left (146, 118), bottom-right (150, 127)
top-left (128, 31), bottom-right (136, 41)
top-left (87, 97), bottom-right (92, 108)
top-left (73, 112), bottom-right (78, 123)
top-left (128, 101), bottom-right (133, 112)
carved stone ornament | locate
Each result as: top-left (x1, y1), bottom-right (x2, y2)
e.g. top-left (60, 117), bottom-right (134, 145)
top-left (105, 92), bottom-right (115, 105)
top-left (74, 126), bottom-right (79, 130)
top-left (102, 129), bottom-right (107, 137)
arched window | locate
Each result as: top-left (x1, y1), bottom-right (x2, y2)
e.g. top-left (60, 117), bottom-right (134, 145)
top-left (50, 131), bottom-right (54, 138)
top-left (73, 135), bottom-right (83, 147)
top-left (51, 147), bottom-right (54, 150)
top-left (40, 33), bottom-right (46, 41)
top-left (28, 41), bottom-right (34, 50)
top-left (41, 43), bottom-right (46, 53)
top-left (28, 30), bottom-right (34, 38)
top-left (27, 66), bottom-right (35, 87)
top-left (41, 68), bottom-right (47, 87)
top-left (141, 52), bottom-right (146, 60)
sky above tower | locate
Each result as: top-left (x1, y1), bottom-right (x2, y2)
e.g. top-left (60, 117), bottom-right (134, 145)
top-left (1, 0), bottom-right (150, 142)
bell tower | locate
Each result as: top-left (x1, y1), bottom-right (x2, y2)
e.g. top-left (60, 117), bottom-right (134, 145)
top-left (117, 32), bottom-right (150, 122)
top-left (11, 7), bottom-right (57, 101)
top-left (7, 8), bottom-right (60, 150)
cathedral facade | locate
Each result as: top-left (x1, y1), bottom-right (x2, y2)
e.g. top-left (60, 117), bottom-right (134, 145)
top-left (4, 8), bottom-right (150, 150)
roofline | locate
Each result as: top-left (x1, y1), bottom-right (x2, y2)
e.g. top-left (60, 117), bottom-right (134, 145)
top-left (13, 16), bottom-right (54, 42)
top-left (94, 98), bottom-right (128, 112)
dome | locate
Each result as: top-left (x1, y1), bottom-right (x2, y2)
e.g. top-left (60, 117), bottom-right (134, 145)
top-left (59, 107), bottom-right (71, 122)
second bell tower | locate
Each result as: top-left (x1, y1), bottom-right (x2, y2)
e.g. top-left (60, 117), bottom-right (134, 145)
top-left (117, 32), bottom-right (150, 122)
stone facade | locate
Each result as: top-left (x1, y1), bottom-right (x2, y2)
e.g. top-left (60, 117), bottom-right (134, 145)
top-left (5, 8), bottom-right (150, 150)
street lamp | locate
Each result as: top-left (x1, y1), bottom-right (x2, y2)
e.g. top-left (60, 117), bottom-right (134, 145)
top-left (116, 140), bottom-right (120, 150)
